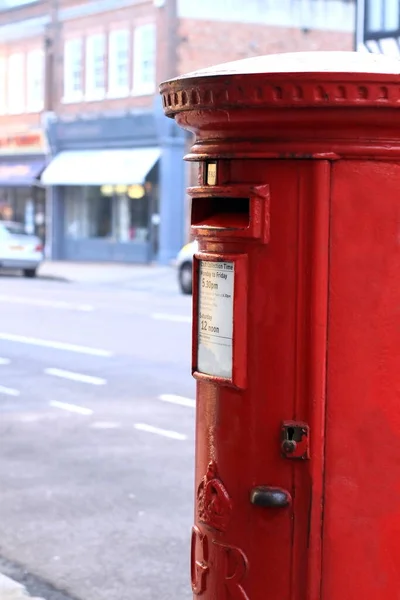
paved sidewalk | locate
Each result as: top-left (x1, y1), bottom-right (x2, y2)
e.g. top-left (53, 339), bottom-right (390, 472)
top-left (0, 574), bottom-right (43, 600)
top-left (38, 261), bottom-right (177, 287)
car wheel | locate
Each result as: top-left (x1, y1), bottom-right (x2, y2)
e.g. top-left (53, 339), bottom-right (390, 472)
top-left (23, 268), bottom-right (37, 278)
top-left (179, 262), bottom-right (193, 295)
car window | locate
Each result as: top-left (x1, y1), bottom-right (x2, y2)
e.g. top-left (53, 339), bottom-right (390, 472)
top-left (3, 222), bottom-right (28, 235)
top-left (0, 223), bottom-right (10, 239)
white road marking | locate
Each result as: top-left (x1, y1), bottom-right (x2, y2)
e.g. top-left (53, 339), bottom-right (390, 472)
top-left (90, 421), bottom-right (120, 429)
top-left (49, 400), bottom-right (93, 416)
top-left (0, 333), bottom-right (112, 357)
top-left (159, 393), bottom-right (195, 408)
top-left (0, 357), bottom-right (10, 365)
top-left (134, 423), bottom-right (187, 441)
top-left (0, 384), bottom-right (19, 397)
top-left (151, 313), bottom-right (191, 323)
top-left (45, 368), bottom-right (106, 386)
top-left (0, 294), bottom-right (94, 312)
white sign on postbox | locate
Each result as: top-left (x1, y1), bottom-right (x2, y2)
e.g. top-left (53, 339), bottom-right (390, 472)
top-left (197, 260), bottom-right (234, 379)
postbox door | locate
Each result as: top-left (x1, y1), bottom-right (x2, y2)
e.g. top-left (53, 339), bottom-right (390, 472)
top-left (322, 160), bottom-right (400, 599)
top-left (192, 159), bottom-right (331, 600)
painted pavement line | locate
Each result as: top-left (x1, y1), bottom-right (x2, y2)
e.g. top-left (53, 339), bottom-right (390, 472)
top-left (159, 393), bottom-right (195, 408)
top-left (151, 313), bottom-right (191, 323)
top-left (49, 400), bottom-right (93, 416)
top-left (0, 294), bottom-right (94, 312)
top-left (0, 357), bottom-right (10, 365)
top-left (134, 423), bottom-right (187, 440)
top-left (45, 368), bottom-right (106, 386)
top-left (0, 333), bottom-right (112, 357)
top-left (0, 384), bottom-right (20, 397)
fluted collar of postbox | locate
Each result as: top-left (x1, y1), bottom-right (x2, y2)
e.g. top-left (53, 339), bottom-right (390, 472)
top-left (159, 51), bottom-right (400, 118)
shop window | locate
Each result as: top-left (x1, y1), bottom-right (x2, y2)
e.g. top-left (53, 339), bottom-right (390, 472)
top-left (65, 185), bottom-right (150, 243)
top-left (0, 57), bottom-right (5, 115)
top-left (26, 49), bottom-right (44, 112)
top-left (0, 187), bottom-right (45, 238)
top-left (113, 190), bottom-right (149, 243)
top-left (86, 34), bottom-right (106, 100)
top-left (65, 186), bottom-right (112, 239)
top-left (7, 53), bottom-right (24, 114)
top-left (132, 24), bottom-right (156, 96)
top-left (63, 39), bottom-right (83, 103)
top-left (65, 186), bottom-right (87, 239)
top-left (87, 186), bottom-right (112, 237)
top-left (108, 30), bottom-right (130, 98)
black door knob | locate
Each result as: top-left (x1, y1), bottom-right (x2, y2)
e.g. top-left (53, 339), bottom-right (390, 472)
top-left (250, 486), bottom-right (291, 508)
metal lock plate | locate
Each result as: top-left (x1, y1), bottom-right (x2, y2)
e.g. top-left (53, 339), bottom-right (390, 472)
top-left (281, 421), bottom-right (310, 460)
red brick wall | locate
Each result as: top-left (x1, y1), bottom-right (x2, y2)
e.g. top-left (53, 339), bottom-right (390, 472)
top-left (55, 1), bottom-right (157, 117)
top-left (0, 0), bottom-right (168, 129)
top-left (0, 3), bottom-right (355, 127)
top-left (178, 19), bottom-right (354, 75)
top-left (0, 2), bottom-right (354, 140)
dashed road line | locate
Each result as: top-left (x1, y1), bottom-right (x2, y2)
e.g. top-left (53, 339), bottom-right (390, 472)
top-left (151, 313), bottom-right (191, 323)
top-left (0, 357), bottom-right (10, 365)
top-left (134, 423), bottom-right (187, 440)
top-left (45, 368), bottom-right (106, 386)
top-left (0, 294), bottom-right (94, 312)
top-left (159, 393), bottom-right (195, 408)
top-left (0, 384), bottom-right (19, 397)
top-left (49, 400), bottom-right (93, 416)
top-left (0, 333), bottom-right (112, 357)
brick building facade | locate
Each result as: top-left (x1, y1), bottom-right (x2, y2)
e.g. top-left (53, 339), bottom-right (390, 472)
top-left (0, 0), bottom-right (355, 263)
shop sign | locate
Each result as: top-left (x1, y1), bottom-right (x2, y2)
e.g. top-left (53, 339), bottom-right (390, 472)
top-left (0, 131), bottom-right (47, 155)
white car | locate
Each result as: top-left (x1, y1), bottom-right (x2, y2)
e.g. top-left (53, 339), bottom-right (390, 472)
top-left (176, 240), bottom-right (198, 294)
top-left (0, 221), bottom-right (43, 278)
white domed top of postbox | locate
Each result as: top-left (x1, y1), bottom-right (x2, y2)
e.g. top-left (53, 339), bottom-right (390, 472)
top-left (175, 51), bottom-right (400, 78)
top-left (160, 51), bottom-right (400, 117)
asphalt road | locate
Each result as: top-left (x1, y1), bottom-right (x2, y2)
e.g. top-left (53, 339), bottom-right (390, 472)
top-left (0, 271), bottom-right (195, 600)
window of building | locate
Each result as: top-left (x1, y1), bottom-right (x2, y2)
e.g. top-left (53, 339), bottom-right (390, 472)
top-left (26, 49), bottom-right (44, 112)
top-left (132, 24), bottom-right (156, 96)
top-left (114, 192), bottom-right (149, 243)
top-left (86, 34), bottom-right (105, 100)
top-left (0, 186), bottom-right (46, 240)
top-left (64, 185), bottom-right (150, 243)
top-left (65, 186), bottom-right (112, 239)
top-left (366, 0), bottom-right (399, 32)
top-left (7, 53), bottom-right (24, 114)
top-left (108, 30), bottom-right (130, 97)
top-left (0, 57), bottom-right (5, 115)
top-left (63, 38), bottom-right (83, 102)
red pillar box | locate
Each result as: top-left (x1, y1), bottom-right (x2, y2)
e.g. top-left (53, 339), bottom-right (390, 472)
top-left (160, 52), bottom-right (400, 599)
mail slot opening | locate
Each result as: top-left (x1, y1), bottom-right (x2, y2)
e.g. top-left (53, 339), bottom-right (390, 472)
top-left (191, 197), bottom-right (250, 229)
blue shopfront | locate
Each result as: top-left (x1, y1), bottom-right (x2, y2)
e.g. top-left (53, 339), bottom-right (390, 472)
top-left (43, 107), bottom-right (186, 264)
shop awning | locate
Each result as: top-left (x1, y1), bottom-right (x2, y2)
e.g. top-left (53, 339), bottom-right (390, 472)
top-left (41, 148), bottom-right (160, 186)
top-left (0, 160), bottom-right (45, 186)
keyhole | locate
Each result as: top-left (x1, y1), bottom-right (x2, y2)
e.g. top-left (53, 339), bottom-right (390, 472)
top-left (287, 427), bottom-right (295, 441)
